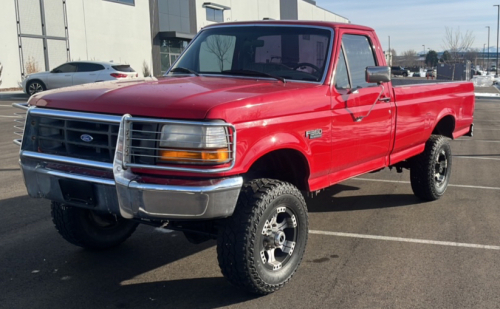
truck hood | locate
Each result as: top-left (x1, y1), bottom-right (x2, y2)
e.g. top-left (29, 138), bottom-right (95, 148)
top-left (28, 76), bottom-right (315, 120)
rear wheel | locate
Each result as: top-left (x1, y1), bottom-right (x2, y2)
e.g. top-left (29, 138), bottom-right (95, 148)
top-left (51, 202), bottom-right (139, 250)
top-left (410, 135), bottom-right (452, 201)
top-left (217, 179), bottom-right (308, 294)
top-left (26, 80), bottom-right (46, 95)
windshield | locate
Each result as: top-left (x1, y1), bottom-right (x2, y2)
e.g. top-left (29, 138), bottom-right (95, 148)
top-left (168, 25), bottom-right (332, 83)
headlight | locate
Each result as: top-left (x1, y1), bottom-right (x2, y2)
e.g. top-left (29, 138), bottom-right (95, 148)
top-left (158, 124), bottom-right (230, 164)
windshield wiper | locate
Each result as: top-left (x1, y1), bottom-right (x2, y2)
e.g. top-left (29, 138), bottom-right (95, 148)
top-left (221, 69), bottom-right (286, 83)
top-left (170, 67), bottom-right (199, 76)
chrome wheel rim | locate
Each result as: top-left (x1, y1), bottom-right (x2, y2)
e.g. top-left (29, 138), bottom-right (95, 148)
top-left (28, 82), bottom-right (43, 95)
top-left (434, 149), bottom-right (448, 187)
top-left (260, 206), bottom-right (298, 271)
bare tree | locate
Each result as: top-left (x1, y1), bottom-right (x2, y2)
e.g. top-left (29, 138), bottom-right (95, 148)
top-left (464, 48), bottom-right (479, 66)
top-left (390, 48), bottom-right (397, 57)
top-left (401, 49), bottom-right (418, 67)
top-left (442, 27), bottom-right (475, 61)
top-left (204, 35), bottom-right (235, 71)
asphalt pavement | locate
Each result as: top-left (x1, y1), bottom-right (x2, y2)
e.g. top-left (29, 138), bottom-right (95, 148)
top-left (1, 93), bottom-right (500, 308)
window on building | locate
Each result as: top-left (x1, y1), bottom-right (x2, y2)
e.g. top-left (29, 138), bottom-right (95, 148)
top-left (104, 0), bottom-right (135, 5)
top-left (160, 38), bottom-right (190, 74)
top-left (206, 8), bottom-right (223, 22)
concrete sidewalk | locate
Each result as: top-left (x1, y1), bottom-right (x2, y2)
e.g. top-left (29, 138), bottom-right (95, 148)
top-left (0, 91), bottom-right (28, 101)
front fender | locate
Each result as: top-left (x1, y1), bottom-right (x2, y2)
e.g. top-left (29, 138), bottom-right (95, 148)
top-left (236, 131), bottom-right (312, 174)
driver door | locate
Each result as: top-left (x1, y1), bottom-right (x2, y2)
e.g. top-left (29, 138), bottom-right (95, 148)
top-left (330, 32), bottom-right (394, 183)
top-left (46, 63), bottom-right (76, 89)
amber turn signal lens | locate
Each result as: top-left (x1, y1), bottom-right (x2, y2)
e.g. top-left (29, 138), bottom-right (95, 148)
top-left (159, 148), bottom-right (229, 163)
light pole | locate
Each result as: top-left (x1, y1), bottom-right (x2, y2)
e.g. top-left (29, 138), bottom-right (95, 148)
top-left (484, 43), bottom-right (486, 68)
top-left (486, 26), bottom-right (490, 71)
top-left (495, 5), bottom-right (500, 77)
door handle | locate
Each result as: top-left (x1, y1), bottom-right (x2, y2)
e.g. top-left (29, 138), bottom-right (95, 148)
top-left (65, 75), bottom-right (71, 77)
top-left (378, 97), bottom-right (391, 103)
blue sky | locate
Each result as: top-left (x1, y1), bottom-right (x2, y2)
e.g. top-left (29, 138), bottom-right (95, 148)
top-left (317, 0), bottom-right (500, 54)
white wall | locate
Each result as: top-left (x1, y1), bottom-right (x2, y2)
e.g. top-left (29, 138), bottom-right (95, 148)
top-left (297, 0), bottom-right (349, 23)
top-left (0, 1), bottom-right (22, 89)
top-left (194, 0), bottom-right (281, 30)
top-left (66, 0), bottom-right (152, 76)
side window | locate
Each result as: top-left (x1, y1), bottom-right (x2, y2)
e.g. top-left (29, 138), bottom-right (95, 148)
top-left (335, 48), bottom-right (350, 89)
top-left (76, 63), bottom-right (105, 72)
top-left (199, 35), bottom-right (235, 72)
top-left (342, 34), bottom-right (377, 89)
top-left (54, 63), bottom-right (77, 73)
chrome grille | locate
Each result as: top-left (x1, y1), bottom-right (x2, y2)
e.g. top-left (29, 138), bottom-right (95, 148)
top-left (34, 116), bottom-right (120, 163)
top-left (21, 108), bottom-right (122, 164)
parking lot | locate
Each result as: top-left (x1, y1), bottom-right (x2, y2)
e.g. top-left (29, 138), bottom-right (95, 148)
top-left (1, 94), bottom-right (500, 308)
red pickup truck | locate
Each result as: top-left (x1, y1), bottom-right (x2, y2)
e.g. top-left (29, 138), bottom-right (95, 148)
top-left (14, 20), bottom-right (474, 294)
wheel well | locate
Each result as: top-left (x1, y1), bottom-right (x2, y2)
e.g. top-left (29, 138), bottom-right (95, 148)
top-left (432, 115), bottom-right (455, 139)
top-left (244, 149), bottom-right (310, 191)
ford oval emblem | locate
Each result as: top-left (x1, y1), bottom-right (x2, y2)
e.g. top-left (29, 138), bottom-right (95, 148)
top-left (80, 134), bottom-right (94, 142)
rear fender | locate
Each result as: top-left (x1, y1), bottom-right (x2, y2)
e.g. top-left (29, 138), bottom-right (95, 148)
top-left (432, 109), bottom-right (456, 139)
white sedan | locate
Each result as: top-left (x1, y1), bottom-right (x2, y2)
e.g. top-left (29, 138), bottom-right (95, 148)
top-left (19, 61), bottom-right (138, 95)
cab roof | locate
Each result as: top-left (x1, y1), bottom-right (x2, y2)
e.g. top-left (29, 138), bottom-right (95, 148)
top-left (202, 20), bottom-right (375, 32)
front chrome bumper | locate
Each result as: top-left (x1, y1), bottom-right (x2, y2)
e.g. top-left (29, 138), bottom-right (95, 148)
top-left (20, 150), bottom-right (242, 220)
top-left (114, 165), bottom-right (242, 219)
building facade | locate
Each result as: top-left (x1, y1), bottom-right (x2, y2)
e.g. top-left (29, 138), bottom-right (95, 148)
top-left (0, 0), bottom-right (151, 89)
top-left (0, 0), bottom-right (349, 89)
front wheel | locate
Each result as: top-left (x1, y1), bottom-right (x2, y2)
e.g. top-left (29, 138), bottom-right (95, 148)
top-left (410, 135), bottom-right (452, 201)
top-left (51, 202), bottom-right (139, 250)
top-left (26, 80), bottom-right (46, 95)
top-left (217, 179), bottom-right (308, 294)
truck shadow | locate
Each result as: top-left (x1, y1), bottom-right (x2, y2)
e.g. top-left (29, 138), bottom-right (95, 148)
top-left (0, 194), bottom-right (259, 308)
top-left (306, 184), bottom-right (423, 213)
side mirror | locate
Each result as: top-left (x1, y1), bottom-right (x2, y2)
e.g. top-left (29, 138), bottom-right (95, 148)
top-left (366, 66), bottom-right (391, 84)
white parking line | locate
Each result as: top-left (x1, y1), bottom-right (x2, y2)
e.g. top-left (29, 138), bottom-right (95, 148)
top-left (0, 115), bottom-right (20, 118)
top-left (309, 230), bottom-right (500, 250)
top-left (454, 155), bottom-right (500, 161)
top-left (473, 128), bottom-right (500, 131)
top-left (456, 139), bottom-right (500, 143)
top-left (353, 177), bottom-right (500, 191)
